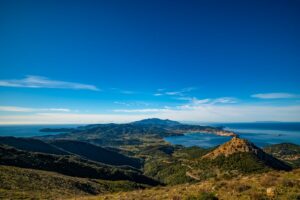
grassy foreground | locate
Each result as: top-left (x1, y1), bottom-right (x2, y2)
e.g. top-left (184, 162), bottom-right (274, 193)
top-left (0, 166), bottom-right (147, 200)
top-left (78, 169), bottom-right (300, 200)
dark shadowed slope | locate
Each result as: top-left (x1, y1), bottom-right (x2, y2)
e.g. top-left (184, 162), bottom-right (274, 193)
top-left (50, 140), bottom-right (142, 168)
top-left (0, 136), bottom-right (68, 155)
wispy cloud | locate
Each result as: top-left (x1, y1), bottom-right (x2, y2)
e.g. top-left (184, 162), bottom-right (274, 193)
top-left (154, 87), bottom-right (196, 97)
top-left (113, 101), bottom-right (150, 107)
top-left (251, 93), bottom-right (300, 99)
top-left (110, 88), bottom-right (136, 95)
top-left (0, 113), bottom-right (151, 124)
top-left (177, 97), bottom-right (237, 109)
top-left (114, 97), bottom-right (237, 113)
top-left (0, 75), bottom-right (99, 91)
top-left (0, 106), bottom-right (70, 112)
top-left (2, 105), bottom-right (300, 124)
top-left (211, 97), bottom-right (238, 104)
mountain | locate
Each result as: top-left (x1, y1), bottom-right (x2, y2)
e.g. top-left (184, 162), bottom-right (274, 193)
top-left (38, 118), bottom-right (235, 147)
top-left (131, 118), bottom-right (181, 126)
top-left (38, 123), bottom-right (175, 146)
top-left (0, 144), bottom-right (160, 186)
top-left (50, 140), bottom-right (142, 168)
top-left (202, 137), bottom-right (291, 171)
top-left (202, 137), bottom-right (261, 159)
top-left (0, 136), bottom-right (68, 155)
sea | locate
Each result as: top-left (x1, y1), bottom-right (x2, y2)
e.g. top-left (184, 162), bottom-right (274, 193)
top-left (164, 122), bottom-right (300, 148)
top-left (0, 124), bottom-right (80, 137)
top-left (0, 122), bottom-right (300, 148)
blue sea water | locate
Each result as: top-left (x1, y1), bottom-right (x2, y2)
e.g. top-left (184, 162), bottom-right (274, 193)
top-left (0, 124), bottom-right (79, 137)
top-left (164, 122), bottom-right (300, 148)
top-left (1, 123), bottom-right (300, 148)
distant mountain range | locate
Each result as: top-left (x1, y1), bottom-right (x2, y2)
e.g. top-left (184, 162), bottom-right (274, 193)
top-left (131, 118), bottom-right (181, 126)
top-left (37, 118), bottom-right (235, 146)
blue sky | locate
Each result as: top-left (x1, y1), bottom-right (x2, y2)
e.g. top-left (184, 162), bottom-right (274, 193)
top-left (0, 0), bottom-right (300, 124)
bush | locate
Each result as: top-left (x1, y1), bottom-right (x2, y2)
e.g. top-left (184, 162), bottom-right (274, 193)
top-left (185, 192), bottom-right (218, 200)
top-left (281, 178), bottom-right (295, 187)
top-left (250, 192), bottom-right (268, 200)
top-left (233, 184), bottom-right (251, 192)
top-left (260, 175), bottom-right (278, 187)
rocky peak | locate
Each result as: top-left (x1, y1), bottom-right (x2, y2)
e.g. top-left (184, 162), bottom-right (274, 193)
top-left (202, 137), bottom-right (261, 159)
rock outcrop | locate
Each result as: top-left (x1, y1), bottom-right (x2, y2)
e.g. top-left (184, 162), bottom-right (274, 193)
top-left (203, 137), bottom-right (259, 159)
top-left (202, 137), bottom-right (292, 171)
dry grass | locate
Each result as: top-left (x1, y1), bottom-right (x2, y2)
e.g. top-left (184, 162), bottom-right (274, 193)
top-left (75, 169), bottom-right (300, 200)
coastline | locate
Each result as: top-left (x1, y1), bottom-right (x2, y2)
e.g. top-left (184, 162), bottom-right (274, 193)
top-left (169, 129), bottom-right (237, 137)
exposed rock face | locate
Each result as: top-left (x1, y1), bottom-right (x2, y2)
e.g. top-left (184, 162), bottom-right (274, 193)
top-left (202, 137), bottom-right (292, 171)
top-left (202, 137), bottom-right (260, 159)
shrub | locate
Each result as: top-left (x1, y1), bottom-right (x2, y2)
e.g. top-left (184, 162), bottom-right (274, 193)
top-left (233, 184), bottom-right (251, 192)
top-left (185, 192), bottom-right (218, 200)
top-left (281, 178), bottom-right (295, 187)
top-left (260, 175), bottom-right (278, 187)
top-left (250, 192), bottom-right (268, 200)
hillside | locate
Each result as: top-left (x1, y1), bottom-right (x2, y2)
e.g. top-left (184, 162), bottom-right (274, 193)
top-left (0, 165), bottom-right (146, 200)
top-left (264, 143), bottom-right (300, 168)
top-left (0, 144), bottom-right (159, 186)
top-left (81, 169), bottom-right (300, 200)
top-left (50, 140), bottom-right (142, 168)
top-left (0, 136), bottom-right (68, 155)
top-left (201, 137), bottom-right (291, 171)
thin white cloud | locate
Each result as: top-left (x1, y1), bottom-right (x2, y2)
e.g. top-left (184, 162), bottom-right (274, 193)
top-left (0, 106), bottom-right (70, 112)
top-left (0, 75), bottom-right (99, 91)
top-left (113, 101), bottom-right (150, 107)
top-left (114, 97), bottom-right (237, 113)
top-left (177, 97), bottom-right (237, 109)
top-left (113, 101), bottom-right (131, 106)
top-left (251, 93), bottom-right (300, 99)
top-left (0, 113), bottom-right (151, 124)
top-left (154, 87), bottom-right (196, 97)
top-left (1, 105), bottom-right (300, 124)
top-left (165, 91), bottom-right (182, 96)
top-left (212, 97), bottom-right (238, 104)
top-left (191, 98), bottom-right (211, 105)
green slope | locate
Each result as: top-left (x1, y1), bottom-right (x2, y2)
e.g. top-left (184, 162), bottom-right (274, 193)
top-left (264, 143), bottom-right (300, 168)
top-left (0, 144), bottom-right (160, 186)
